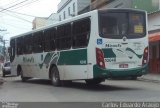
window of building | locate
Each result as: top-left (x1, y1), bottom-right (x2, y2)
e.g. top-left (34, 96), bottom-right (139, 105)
top-left (63, 11), bottom-right (66, 19)
top-left (73, 3), bottom-right (75, 13)
top-left (68, 7), bottom-right (71, 16)
top-left (59, 15), bottom-right (61, 21)
top-left (72, 18), bottom-right (91, 48)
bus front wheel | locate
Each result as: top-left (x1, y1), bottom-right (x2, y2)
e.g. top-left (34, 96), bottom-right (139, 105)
top-left (19, 67), bottom-right (29, 82)
top-left (85, 78), bottom-right (104, 85)
top-left (50, 66), bottom-right (61, 86)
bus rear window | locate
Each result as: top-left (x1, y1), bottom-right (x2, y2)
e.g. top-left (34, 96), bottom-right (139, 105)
top-left (129, 13), bottom-right (145, 35)
top-left (99, 11), bottom-right (146, 39)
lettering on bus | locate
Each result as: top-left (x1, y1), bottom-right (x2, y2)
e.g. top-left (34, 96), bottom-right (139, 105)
top-left (105, 58), bottom-right (116, 62)
top-left (105, 44), bottom-right (122, 48)
top-left (80, 60), bottom-right (87, 65)
top-left (23, 57), bottom-right (34, 63)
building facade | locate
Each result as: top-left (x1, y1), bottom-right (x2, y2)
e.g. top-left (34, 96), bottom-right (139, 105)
top-left (32, 17), bottom-right (48, 30)
top-left (148, 11), bottom-right (160, 74)
top-left (46, 13), bottom-right (59, 25)
top-left (57, 0), bottom-right (90, 21)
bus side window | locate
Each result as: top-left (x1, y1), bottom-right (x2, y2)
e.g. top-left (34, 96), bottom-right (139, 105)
top-left (56, 23), bottom-right (71, 50)
top-left (33, 32), bottom-right (43, 53)
top-left (44, 29), bottom-right (51, 52)
top-left (50, 28), bottom-right (56, 51)
top-left (16, 37), bottom-right (23, 55)
top-left (72, 18), bottom-right (90, 48)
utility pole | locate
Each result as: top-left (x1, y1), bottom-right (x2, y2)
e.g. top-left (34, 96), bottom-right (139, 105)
top-left (0, 29), bottom-right (8, 62)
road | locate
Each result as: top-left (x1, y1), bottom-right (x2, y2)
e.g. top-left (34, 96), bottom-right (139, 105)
top-left (0, 76), bottom-right (160, 102)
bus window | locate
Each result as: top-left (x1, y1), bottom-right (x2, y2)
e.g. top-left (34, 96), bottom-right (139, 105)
top-left (33, 32), bottom-right (43, 53)
top-left (16, 37), bottom-right (23, 55)
top-left (99, 11), bottom-right (146, 39)
top-left (44, 28), bottom-right (56, 52)
top-left (44, 29), bottom-right (51, 52)
top-left (50, 28), bottom-right (56, 51)
top-left (24, 35), bottom-right (33, 54)
top-left (72, 18), bottom-right (90, 48)
top-left (56, 23), bottom-right (71, 50)
top-left (129, 13), bottom-right (145, 36)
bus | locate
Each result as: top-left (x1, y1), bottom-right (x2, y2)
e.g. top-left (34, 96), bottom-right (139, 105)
top-left (10, 9), bottom-right (148, 86)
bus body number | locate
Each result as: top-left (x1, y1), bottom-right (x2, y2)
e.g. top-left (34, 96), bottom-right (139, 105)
top-left (80, 60), bottom-right (87, 65)
top-left (105, 58), bottom-right (116, 62)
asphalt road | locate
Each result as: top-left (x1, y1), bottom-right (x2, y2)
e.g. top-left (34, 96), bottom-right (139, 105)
top-left (0, 76), bottom-right (160, 102)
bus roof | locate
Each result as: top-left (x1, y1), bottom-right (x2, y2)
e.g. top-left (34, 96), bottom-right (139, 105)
top-left (10, 8), bottom-right (146, 40)
top-left (10, 9), bottom-right (98, 40)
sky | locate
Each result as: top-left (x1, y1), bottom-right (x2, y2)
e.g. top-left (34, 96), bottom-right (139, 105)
top-left (0, 0), bottom-right (61, 45)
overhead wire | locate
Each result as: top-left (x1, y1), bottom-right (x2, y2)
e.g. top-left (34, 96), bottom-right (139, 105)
top-left (1, 11), bottom-right (32, 23)
top-left (2, 22), bottom-right (31, 30)
top-left (0, 0), bottom-right (31, 12)
top-left (0, 0), bottom-right (21, 8)
top-left (0, 7), bottom-right (39, 17)
top-left (10, 0), bottom-right (40, 11)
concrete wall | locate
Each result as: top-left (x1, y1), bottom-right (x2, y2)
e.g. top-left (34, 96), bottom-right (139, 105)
top-left (101, 0), bottom-right (132, 9)
top-left (77, 0), bottom-right (90, 12)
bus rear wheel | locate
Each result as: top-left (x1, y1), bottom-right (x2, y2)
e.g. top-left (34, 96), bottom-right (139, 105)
top-left (85, 78), bottom-right (104, 85)
top-left (50, 66), bottom-right (61, 87)
top-left (130, 76), bottom-right (138, 80)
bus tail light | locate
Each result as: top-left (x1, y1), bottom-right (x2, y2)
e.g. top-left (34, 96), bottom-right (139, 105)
top-left (96, 48), bottom-right (105, 69)
top-left (142, 47), bottom-right (148, 66)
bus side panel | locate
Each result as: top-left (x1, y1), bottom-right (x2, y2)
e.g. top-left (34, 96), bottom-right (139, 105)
top-left (87, 13), bottom-right (99, 79)
top-left (57, 49), bottom-right (88, 80)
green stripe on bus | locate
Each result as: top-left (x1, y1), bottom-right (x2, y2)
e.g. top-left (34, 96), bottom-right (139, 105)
top-left (57, 49), bottom-right (87, 65)
top-left (93, 64), bottom-right (148, 78)
top-left (102, 48), bottom-right (116, 58)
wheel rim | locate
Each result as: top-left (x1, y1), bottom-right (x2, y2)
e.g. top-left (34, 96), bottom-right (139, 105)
top-left (53, 71), bottom-right (58, 82)
top-left (52, 68), bottom-right (59, 83)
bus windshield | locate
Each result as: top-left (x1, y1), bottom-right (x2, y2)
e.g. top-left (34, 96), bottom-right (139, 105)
top-left (99, 11), bottom-right (146, 39)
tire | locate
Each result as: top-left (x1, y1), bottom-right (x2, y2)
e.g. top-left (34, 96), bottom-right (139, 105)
top-left (50, 66), bottom-right (61, 86)
top-left (19, 67), bottom-right (28, 82)
top-left (85, 78), bottom-right (104, 85)
top-left (130, 76), bottom-right (137, 80)
top-left (2, 72), bottom-right (5, 77)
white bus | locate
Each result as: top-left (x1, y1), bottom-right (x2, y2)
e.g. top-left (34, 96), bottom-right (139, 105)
top-left (10, 9), bottom-right (148, 86)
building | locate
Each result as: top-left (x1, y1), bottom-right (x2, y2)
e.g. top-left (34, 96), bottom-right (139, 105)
top-left (57, 0), bottom-right (90, 21)
top-left (46, 13), bottom-right (59, 25)
top-left (91, 0), bottom-right (132, 10)
top-left (148, 11), bottom-right (160, 74)
top-left (32, 17), bottom-right (48, 30)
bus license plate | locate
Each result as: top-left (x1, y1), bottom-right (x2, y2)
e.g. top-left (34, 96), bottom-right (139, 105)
top-left (119, 64), bottom-right (128, 68)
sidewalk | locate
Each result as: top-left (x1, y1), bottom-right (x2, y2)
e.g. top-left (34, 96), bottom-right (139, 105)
top-left (139, 73), bottom-right (160, 83)
top-left (0, 70), bottom-right (4, 85)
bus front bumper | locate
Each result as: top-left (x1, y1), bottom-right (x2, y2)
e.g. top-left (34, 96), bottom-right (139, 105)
top-left (93, 64), bottom-right (148, 79)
